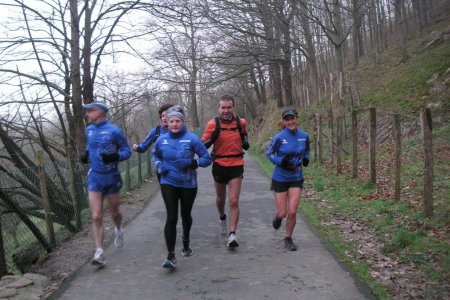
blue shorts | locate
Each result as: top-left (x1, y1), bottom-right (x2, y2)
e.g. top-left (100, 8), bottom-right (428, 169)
top-left (87, 170), bottom-right (123, 195)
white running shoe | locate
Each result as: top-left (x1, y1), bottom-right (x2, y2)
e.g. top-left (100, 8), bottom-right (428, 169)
top-left (219, 219), bottom-right (227, 236)
top-left (91, 249), bottom-right (106, 266)
top-left (227, 233), bottom-right (239, 248)
top-left (114, 227), bottom-right (124, 248)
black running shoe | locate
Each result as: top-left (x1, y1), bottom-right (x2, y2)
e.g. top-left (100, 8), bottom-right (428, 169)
top-left (182, 246), bottom-right (193, 257)
top-left (272, 216), bottom-right (282, 229)
top-left (162, 252), bottom-right (177, 271)
top-left (284, 237), bottom-right (297, 251)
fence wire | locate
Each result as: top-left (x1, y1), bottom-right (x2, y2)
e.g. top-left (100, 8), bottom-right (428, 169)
top-left (1, 150), bottom-right (154, 275)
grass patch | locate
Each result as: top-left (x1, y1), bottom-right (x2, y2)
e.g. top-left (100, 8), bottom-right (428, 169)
top-left (356, 43), bottom-right (450, 115)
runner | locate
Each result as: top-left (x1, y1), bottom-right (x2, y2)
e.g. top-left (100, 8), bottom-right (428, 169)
top-left (201, 94), bottom-right (249, 248)
top-left (266, 107), bottom-right (310, 251)
top-left (152, 106), bottom-right (211, 271)
top-left (132, 103), bottom-right (174, 182)
top-left (81, 100), bottom-right (131, 266)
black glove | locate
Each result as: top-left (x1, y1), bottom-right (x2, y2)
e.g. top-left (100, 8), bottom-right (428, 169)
top-left (281, 155), bottom-right (292, 169)
top-left (101, 152), bottom-right (119, 163)
top-left (302, 158), bottom-right (309, 167)
top-left (80, 151), bottom-right (89, 164)
top-left (242, 136), bottom-right (249, 150)
top-left (190, 159), bottom-right (198, 169)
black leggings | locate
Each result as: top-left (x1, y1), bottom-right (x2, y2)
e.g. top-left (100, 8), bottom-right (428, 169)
top-left (160, 184), bottom-right (197, 253)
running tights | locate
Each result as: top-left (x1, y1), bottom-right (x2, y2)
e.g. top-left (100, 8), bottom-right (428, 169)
top-left (160, 184), bottom-right (197, 252)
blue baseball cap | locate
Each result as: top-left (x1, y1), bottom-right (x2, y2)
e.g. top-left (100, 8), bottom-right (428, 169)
top-left (83, 101), bottom-right (109, 112)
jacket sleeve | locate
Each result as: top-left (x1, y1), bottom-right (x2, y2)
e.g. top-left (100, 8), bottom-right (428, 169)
top-left (193, 137), bottom-right (212, 168)
top-left (116, 128), bottom-right (131, 161)
top-left (266, 137), bottom-right (283, 166)
top-left (241, 118), bottom-right (248, 135)
top-left (201, 119), bottom-right (216, 148)
top-left (138, 127), bottom-right (157, 153)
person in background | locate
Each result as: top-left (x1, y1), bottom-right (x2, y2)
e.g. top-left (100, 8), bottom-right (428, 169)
top-left (152, 106), bottom-right (212, 271)
top-left (201, 94), bottom-right (249, 249)
top-left (266, 107), bottom-right (310, 251)
top-left (80, 100), bottom-right (131, 266)
top-left (132, 103), bottom-right (174, 181)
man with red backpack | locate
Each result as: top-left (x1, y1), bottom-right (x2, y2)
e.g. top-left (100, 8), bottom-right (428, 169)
top-left (202, 94), bottom-right (249, 248)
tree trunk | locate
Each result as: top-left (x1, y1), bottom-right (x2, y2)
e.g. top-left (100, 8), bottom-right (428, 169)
top-left (395, 0), bottom-right (409, 63)
top-left (82, 0), bottom-right (94, 102)
top-left (70, 0), bottom-right (86, 154)
top-left (0, 215), bottom-right (7, 277)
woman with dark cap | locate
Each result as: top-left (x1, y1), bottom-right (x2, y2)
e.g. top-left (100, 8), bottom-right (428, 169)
top-left (152, 106), bottom-right (211, 271)
top-left (266, 107), bottom-right (310, 251)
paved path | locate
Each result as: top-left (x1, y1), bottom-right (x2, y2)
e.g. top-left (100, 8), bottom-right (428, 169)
top-left (52, 155), bottom-right (372, 300)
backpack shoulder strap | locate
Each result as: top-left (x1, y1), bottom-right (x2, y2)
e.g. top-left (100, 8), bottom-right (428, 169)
top-left (210, 117), bottom-right (221, 144)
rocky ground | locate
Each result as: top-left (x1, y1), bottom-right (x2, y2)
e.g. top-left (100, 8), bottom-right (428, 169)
top-left (31, 176), bottom-right (161, 298)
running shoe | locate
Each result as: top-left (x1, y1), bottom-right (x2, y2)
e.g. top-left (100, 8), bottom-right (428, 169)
top-left (219, 217), bottom-right (227, 236)
top-left (181, 237), bottom-right (193, 257)
top-left (284, 237), bottom-right (298, 251)
top-left (272, 216), bottom-right (282, 230)
top-left (114, 227), bottom-right (124, 248)
top-left (162, 253), bottom-right (177, 271)
top-left (181, 246), bottom-right (193, 257)
top-left (91, 249), bottom-right (106, 266)
top-left (227, 233), bottom-right (239, 248)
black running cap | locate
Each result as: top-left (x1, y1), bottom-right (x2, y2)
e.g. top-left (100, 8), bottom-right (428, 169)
top-left (282, 108), bottom-right (298, 119)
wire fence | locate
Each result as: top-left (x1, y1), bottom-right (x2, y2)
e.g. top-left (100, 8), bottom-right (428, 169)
top-left (308, 106), bottom-right (443, 217)
top-left (0, 150), bottom-right (154, 275)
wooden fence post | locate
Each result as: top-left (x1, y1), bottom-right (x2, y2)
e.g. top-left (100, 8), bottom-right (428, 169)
top-left (351, 109), bottom-right (358, 178)
top-left (336, 115), bottom-right (342, 174)
top-left (125, 157), bottom-right (131, 192)
top-left (369, 108), bottom-right (376, 185)
top-left (393, 113), bottom-right (402, 202)
top-left (420, 108), bottom-right (433, 216)
top-left (317, 113), bottom-right (323, 164)
top-left (66, 146), bottom-right (82, 230)
top-left (37, 151), bottom-right (55, 247)
top-left (328, 109), bottom-right (334, 163)
top-left (135, 135), bottom-right (142, 184)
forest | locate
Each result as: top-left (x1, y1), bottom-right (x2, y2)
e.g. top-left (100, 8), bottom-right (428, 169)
top-left (0, 0), bottom-right (448, 297)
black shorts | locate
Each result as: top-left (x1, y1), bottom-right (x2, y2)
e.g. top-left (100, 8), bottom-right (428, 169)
top-left (271, 179), bottom-right (304, 193)
top-left (212, 163), bottom-right (244, 184)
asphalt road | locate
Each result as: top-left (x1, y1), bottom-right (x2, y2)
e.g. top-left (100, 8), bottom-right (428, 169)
top-left (52, 155), bottom-right (372, 300)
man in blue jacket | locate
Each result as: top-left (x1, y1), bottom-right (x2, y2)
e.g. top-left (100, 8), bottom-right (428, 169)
top-left (80, 100), bottom-right (131, 266)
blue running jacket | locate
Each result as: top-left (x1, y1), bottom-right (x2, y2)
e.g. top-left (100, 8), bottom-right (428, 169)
top-left (85, 120), bottom-right (131, 174)
top-left (135, 126), bottom-right (169, 153)
top-left (152, 126), bottom-right (212, 188)
top-left (266, 127), bottom-right (310, 182)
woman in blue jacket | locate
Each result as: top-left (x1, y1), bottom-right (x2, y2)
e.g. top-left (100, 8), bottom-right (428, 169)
top-left (152, 106), bottom-right (212, 271)
top-left (266, 107), bottom-right (310, 251)
top-left (132, 103), bottom-right (173, 182)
